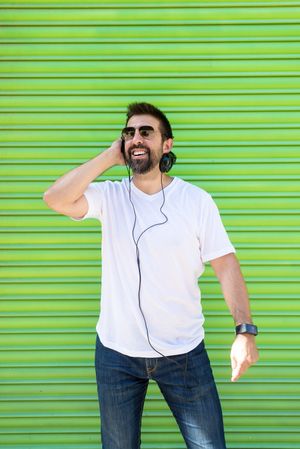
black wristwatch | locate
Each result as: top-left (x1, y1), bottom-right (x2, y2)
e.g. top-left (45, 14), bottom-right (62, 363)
top-left (235, 323), bottom-right (258, 336)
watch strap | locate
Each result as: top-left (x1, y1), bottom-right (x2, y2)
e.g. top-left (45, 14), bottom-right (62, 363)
top-left (235, 323), bottom-right (258, 336)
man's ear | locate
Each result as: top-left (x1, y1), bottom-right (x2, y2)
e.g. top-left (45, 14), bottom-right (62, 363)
top-left (163, 138), bottom-right (173, 153)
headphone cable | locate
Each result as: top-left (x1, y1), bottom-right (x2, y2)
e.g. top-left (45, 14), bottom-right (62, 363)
top-left (123, 161), bottom-right (198, 389)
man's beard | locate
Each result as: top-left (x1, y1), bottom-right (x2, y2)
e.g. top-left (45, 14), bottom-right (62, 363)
top-left (126, 144), bottom-right (161, 174)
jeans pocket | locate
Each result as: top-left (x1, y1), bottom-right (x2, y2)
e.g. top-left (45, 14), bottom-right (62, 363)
top-left (186, 342), bottom-right (216, 398)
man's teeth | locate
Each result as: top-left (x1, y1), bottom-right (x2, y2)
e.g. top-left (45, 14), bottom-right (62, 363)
top-left (133, 150), bottom-right (146, 156)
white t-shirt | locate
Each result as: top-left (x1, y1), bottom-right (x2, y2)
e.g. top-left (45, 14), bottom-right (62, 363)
top-left (71, 177), bottom-right (235, 357)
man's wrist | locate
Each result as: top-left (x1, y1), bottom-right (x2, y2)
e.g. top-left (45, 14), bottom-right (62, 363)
top-left (235, 323), bottom-right (258, 336)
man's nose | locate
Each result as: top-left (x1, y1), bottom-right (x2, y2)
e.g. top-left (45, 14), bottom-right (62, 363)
top-left (131, 129), bottom-right (144, 145)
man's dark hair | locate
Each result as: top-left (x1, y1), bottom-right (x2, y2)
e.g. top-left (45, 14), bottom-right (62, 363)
top-left (126, 102), bottom-right (174, 140)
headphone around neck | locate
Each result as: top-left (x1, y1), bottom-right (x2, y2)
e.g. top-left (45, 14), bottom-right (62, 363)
top-left (159, 152), bottom-right (177, 173)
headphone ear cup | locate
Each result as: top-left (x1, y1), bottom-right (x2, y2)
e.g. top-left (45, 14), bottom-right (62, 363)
top-left (159, 152), bottom-right (177, 173)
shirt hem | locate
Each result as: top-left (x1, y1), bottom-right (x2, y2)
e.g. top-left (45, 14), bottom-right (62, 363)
top-left (97, 332), bottom-right (205, 358)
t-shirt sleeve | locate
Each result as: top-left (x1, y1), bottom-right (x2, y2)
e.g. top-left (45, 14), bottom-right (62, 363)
top-left (198, 193), bottom-right (235, 263)
top-left (70, 182), bottom-right (105, 222)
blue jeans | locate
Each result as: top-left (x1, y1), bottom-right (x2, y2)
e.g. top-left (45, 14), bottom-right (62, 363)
top-left (94, 334), bottom-right (226, 449)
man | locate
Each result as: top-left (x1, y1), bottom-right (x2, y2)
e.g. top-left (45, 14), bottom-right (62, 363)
top-left (43, 102), bottom-right (259, 449)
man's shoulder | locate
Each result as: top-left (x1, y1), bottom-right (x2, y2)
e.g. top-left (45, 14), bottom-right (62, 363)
top-left (176, 177), bottom-right (211, 201)
top-left (89, 179), bottom-right (125, 191)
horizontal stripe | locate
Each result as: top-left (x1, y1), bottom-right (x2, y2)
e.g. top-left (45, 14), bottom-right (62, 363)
top-left (1, 23), bottom-right (300, 39)
top-left (2, 42), bottom-right (300, 56)
top-left (1, 1), bottom-right (300, 7)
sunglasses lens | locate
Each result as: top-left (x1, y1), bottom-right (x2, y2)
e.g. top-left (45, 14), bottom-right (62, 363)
top-left (122, 128), bottom-right (134, 140)
top-left (140, 128), bottom-right (153, 138)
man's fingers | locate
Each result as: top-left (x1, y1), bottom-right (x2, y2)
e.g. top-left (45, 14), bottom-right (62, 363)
top-left (231, 364), bottom-right (243, 382)
top-left (231, 360), bottom-right (250, 382)
top-left (231, 356), bottom-right (239, 382)
top-left (231, 368), bottom-right (240, 382)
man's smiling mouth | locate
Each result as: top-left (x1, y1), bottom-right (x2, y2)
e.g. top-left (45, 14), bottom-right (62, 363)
top-left (131, 150), bottom-right (148, 157)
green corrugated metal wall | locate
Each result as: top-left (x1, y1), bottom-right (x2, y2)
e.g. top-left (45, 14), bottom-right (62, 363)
top-left (1, 0), bottom-right (300, 447)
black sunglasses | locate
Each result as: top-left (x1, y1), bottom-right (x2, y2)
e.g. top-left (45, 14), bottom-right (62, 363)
top-left (121, 126), bottom-right (156, 141)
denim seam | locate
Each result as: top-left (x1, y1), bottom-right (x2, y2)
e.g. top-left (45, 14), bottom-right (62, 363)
top-left (146, 358), bottom-right (158, 376)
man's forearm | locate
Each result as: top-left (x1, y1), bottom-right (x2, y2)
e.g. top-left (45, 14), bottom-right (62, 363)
top-left (210, 253), bottom-right (253, 325)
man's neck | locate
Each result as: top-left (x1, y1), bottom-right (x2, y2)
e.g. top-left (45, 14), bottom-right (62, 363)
top-left (132, 170), bottom-right (173, 195)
